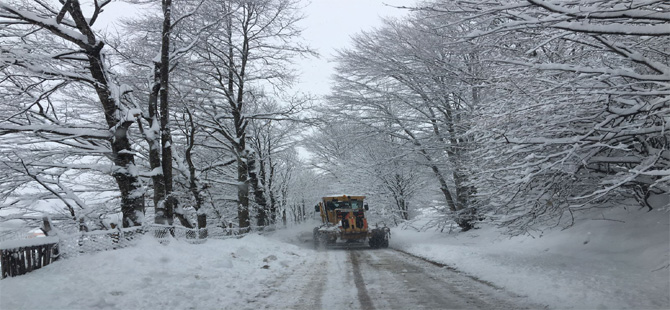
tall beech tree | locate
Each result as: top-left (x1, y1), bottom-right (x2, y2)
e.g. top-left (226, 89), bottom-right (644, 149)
top-left (0, 0), bottom-right (145, 227)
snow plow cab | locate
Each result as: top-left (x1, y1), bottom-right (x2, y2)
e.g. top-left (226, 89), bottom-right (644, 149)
top-left (313, 195), bottom-right (389, 248)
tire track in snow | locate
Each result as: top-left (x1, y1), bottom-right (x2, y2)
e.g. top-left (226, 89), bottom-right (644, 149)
top-left (350, 251), bottom-right (375, 310)
top-left (303, 250), bottom-right (326, 308)
top-left (391, 248), bottom-right (502, 289)
top-left (358, 248), bottom-right (542, 310)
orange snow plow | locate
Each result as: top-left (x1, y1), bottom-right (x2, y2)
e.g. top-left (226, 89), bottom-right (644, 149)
top-left (313, 195), bottom-right (389, 248)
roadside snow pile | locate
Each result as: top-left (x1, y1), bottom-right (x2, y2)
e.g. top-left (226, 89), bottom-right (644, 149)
top-left (0, 233), bottom-right (309, 310)
top-left (392, 207), bottom-right (670, 310)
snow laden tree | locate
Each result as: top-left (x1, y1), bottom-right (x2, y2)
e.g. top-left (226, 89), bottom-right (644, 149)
top-left (183, 0), bottom-right (313, 229)
top-left (304, 120), bottom-right (431, 226)
top-left (419, 0), bottom-right (670, 232)
top-left (247, 130), bottom-right (321, 227)
top-left (246, 97), bottom-right (308, 226)
top-left (280, 152), bottom-right (325, 225)
top-left (357, 137), bottom-right (426, 223)
top-left (327, 13), bottom-right (484, 230)
top-left (146, 0), bottom-right (180, 227)
top-left (111, 0), bottom-right (214, 230)
top-left (0, 0), bottom-right (145, 228)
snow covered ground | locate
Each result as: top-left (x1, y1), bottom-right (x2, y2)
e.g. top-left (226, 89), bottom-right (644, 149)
top-left (0, 233), bottom-right (313, 310)
top-left (1, 207), bottom-right (668, 310)
top-left (392, 207), bottom-right (670, 310)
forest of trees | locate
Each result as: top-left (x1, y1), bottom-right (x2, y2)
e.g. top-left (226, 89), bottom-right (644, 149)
top-left (0, 0), bottom-right (667, 236)
top-left (309, 0), bottom-right (669, 232)
top-left (0, 0), bottom-right (322, 235)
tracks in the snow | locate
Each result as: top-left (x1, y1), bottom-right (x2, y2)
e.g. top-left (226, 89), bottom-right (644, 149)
top-left (391, 248), bottom-right (502, 290)
top-left (259, 243), bottom-right (543, 310)
top-left (349, 251), bottom-right (375, 310)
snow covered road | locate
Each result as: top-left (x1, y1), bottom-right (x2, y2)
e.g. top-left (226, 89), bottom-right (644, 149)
top-left (259, 245), bottom-right (540, 310)
top-left (3, 208), bottom-right (665, 310)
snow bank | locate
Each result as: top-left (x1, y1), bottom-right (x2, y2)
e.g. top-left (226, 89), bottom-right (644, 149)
top-left (392, 207), bottom-right (670, 309)
top-left (0, 233), bottom-right (309, 310)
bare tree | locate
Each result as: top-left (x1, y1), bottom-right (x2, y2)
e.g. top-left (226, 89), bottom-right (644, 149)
top-left (247, 98), bottom-right (304, 226)
top-left (0, 0), bottom-right (145, 227)
top-left (328, 13), bottom-right (484, 230)
top-left (185, 0), bottom-right (313, 228)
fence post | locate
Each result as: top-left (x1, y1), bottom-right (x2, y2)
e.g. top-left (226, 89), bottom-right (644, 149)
top-left (1, 249), bottom-right (8, 278)
top-left (40, 216), bottom-right (60, 261)
top-left (42, 216), bottom-right (52, 236)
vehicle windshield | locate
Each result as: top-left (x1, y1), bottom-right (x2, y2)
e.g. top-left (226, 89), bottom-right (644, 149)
top-left (326, 199), bottom-right (362, 209)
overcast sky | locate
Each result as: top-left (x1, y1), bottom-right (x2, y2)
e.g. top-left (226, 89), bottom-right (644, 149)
top-left (294, 0), bottom-right (409, 96)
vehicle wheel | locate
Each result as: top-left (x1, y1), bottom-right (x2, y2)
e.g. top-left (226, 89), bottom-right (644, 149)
top-left (381, 237), bottom-right (389, 248)
top-left (368, 237), bottom-right (377, 249)
top-left (314, 228), bottom-right (328, 249)
top-left (369, 234), bottom-right (381, 249)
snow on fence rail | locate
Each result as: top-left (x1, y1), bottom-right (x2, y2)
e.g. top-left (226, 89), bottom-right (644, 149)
top-left (0, 237), bottom-right (59, 279)
top-left (0, 224), bottom-right (250, 278)
top-left (58, 225), bottom-right (249, 258)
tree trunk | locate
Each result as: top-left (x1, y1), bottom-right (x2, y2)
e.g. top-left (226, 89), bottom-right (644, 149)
top-left (160, 0), bottom-right (176, 226)
top-left (301, 200), bottom-right (306, 222)
top-left (197, 213), bottom-right (208, 239)
top-left (175, 210), bottom-right (194, 229)
top-left (268, 165), bottom-right (277, 224)
top-left (258, 154), bottom-right (277, 225)
top-left (248, 151), bottom-right (268, 227)
top-left (185, 108), bottom-right (206, 233)
top-left (237, 157), bottom-right (250, 228)
top-left (87, 44), bottom-right (144, 227)
top-left (221, 4), bottom-right (253, 229)
top-left (426, 159), bottom-right (458, 212)
top-left (148, 63), bottom-right (167, 225)
top-left (111, 121), bottom-right (145, 227)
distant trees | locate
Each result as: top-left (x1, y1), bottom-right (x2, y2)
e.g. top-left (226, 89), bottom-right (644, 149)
top-left (304, 120), bottom-right (432, 225)
top-left (316, 12), bottom-right (483, 230)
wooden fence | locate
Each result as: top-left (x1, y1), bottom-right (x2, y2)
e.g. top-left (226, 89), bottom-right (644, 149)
top-left (1, 237), bottom-right (59, 279)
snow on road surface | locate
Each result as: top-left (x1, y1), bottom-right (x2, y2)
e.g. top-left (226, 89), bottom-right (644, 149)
top-left (0, 223), bottom-right (537, 310)
top-left (1, 208), bottom-right (668, 310)
top-left (266, 245), bottom-right (540, 310)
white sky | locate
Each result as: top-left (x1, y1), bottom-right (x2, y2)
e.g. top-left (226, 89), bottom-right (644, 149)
top-left (293, 0), bottom-right (410, 96)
